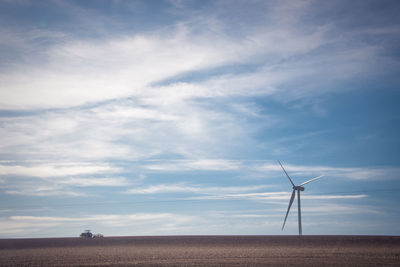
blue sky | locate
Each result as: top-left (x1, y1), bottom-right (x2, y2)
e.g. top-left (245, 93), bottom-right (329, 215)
top-left (0, 0), bottom-right (399, 237)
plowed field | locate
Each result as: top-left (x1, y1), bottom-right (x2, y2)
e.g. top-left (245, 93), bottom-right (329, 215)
top-left (0, 235), bottom-right (399, 266)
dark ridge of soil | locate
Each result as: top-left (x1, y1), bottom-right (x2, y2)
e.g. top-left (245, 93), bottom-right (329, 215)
top-left (0, 235), bottom-right (399, 249)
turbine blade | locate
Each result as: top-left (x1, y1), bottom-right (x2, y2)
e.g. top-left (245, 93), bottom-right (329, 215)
top-left (282, 189), bottom-right (296, 230)
top-left (299, 175), bottom-right (325, 186)
top-left (278, 160), bottom-right (295, 187)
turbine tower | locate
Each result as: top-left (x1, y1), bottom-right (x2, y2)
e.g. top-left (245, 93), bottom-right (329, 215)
top-left (279, 160), bottom-right (324, 235)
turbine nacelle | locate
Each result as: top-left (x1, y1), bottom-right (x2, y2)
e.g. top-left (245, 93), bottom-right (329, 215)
top-left (293, 186), bottom-right (304, 191)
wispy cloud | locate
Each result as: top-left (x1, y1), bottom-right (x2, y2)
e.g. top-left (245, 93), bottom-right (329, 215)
top-left (0, 162), bottom-right (117, 177)
top-left (0, 162), bottom-right (127, 196)
top-left (4, 185), bottom-right (84, 197)
top-left (302, 203), bottom-right (383, 215)
top-left (125, 184), bottom-right (269, 195)
top-left (256, 163), bottom-right (400, 180)
top-left (9, 213), bottom-right (188, 223)
top-left (187, 191), bottom-right (367, 201)
top-left (0, 213), bottom-right (197, 236)
top-left (145, 159), bottom-right (241, 171)
top-left (0, 23), bottom-right (261, 109)
top-left (0, 0), bottom-right (393, 110)
top-left (0, 0), bottom-right (398, 237)
top-left (1, 176), bottom-right (129, 196)
top-left (0, 0), bottom-right (395, 165)
top-left (0, 98), bottom-right (248, 162)
top-left (57, 177), bottom-right (129, 187)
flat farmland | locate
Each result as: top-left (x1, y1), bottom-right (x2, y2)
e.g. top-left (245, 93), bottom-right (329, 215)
top-left (0, 235), bottom-right (399, 266)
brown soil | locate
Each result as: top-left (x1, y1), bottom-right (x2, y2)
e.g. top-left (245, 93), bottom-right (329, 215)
top-left (0, 235), bottom-right (399, 266)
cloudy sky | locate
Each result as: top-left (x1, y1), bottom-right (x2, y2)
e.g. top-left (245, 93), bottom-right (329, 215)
top-left (0, 0), bottom-right (399, 237)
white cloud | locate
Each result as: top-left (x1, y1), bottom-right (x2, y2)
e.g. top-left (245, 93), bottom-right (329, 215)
top-left (93, 105), bottom-right (180, 122)
top-left (58, 177), bottom-right (129, 187)
top-left (5, 186), bottom-right (83, 197)
top-left (125, 184), bottom-right (269, 195)
top-left (0, 162), bottom-right (127, 196)
top-left (0, 1), bottom-right (391, 166)
top-left (9, 213), bottom-right (184, 223)
top-left (257, 163), bottom-right (400, 180)
top-left (0, 213), bottom-right (197, 236)
top-left (145, 159), bottom-right (241, 171)
top-left (302, 203), bottom-right (382, 215)
top-left (0, 2), bottom-right (380, 111)
top-left (0, 23), bottom-right (259, 109)
top-left (301, 194), bottom-right (367, 200)
top-left (0, 0), bottom-right (398, 237)
top-left (0, 162), bottom-right (117, 178)
top-left (188, 191), bottom-right (367, 201)
top-left (0, 95), bottom-right (250, 162)
top-left (0, 108), bottom-right (136, 160)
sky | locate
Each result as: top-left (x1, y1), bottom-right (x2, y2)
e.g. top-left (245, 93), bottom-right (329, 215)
top-left (0, 0), bottom-right (399, 238)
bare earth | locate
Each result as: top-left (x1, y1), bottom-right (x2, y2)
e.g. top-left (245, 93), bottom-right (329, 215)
top-left (0, 235), bottom-right (399, 266)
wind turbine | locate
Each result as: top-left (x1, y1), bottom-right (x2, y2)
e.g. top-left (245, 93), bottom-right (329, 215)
top-left (279, 160), bottom-right (324, 235)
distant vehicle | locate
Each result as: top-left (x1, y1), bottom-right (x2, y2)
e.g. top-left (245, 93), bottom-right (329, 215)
top-left (80, 230), bottom-right (93, 238)
top-left (80, 230), bottom-right (104, 238)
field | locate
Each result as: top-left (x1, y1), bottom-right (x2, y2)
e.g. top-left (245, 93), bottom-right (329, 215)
top-left (0, 235), bottom-right (399, 266)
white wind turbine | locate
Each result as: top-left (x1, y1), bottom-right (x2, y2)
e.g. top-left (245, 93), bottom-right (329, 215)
top-left (279, 160), bottom-right (324, 235)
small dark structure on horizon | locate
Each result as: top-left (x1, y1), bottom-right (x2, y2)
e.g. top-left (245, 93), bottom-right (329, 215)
top-left (80, 230), bottom-right (104, 238)
top-left (80, 229), bottom-right (93, 238)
